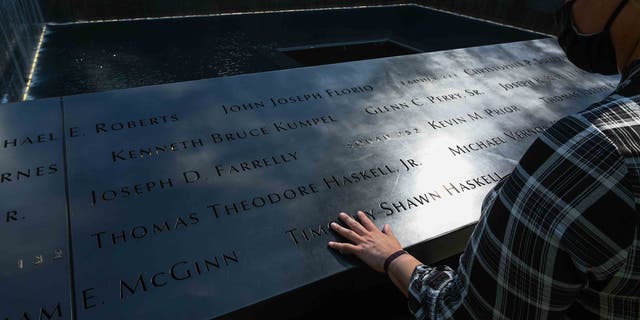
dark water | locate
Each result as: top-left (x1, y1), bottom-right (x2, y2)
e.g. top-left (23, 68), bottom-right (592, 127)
top-left (29, 5), bottom-right (545, 100)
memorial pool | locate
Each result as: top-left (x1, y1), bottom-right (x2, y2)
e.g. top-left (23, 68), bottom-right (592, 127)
top-left (27, 5), bottom-right (544, 100)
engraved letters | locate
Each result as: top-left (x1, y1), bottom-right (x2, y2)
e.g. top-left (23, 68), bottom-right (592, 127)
top-left (2, 133), bottom-right (57, 149)
top-left (91, 213), bottom-right (200, 249)
top-left (90, 178), bottom-right (174, 205)
top-left (95, 114), bottom-right (179, 134)
top-left (214, 152), bottom-right (299, 177)
top-left (119, 252), bottom-right (240, 300)
top-left (0, 164), bottom-right (58, 184)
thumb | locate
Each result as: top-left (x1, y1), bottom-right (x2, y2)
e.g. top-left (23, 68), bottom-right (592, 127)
top-left (382, 224), bottom-right (393, 235)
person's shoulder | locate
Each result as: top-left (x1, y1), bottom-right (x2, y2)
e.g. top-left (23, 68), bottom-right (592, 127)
top-left (514, 103), bottom-right (626, 193)
top-left (527, 112), bottom-right (614, 166)
top-left (578, 93), bottom-right (640, 131)
top-left (538, 93), bottom-right (640, 152)
top-left (573, 93), bottom-right (640, 158)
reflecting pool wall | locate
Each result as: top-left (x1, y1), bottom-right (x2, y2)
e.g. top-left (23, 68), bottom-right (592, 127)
top-left (0, 0), bottom-right (44, 103)
top-left (39, 0), bottom-right (564, 33)
top-left (30, 5), bottom-right (545, 100)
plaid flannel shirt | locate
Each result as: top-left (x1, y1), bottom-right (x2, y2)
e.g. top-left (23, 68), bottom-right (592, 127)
top-left (408, 60), bottom-right (640, 320)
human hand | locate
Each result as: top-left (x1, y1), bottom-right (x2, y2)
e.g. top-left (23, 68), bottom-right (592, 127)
top-left (328, 211), bottom-right (403, 273)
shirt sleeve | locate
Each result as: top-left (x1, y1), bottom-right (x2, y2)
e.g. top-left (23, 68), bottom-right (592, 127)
top-left (407, 114), bottom-right (636, 320)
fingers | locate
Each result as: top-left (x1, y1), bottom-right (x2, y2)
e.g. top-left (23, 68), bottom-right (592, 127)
top-left (338, 212), bottom-right (368, 235)
top-left (330, 222), bottom-right (365, 243)
top-left (357, 211), bottom-right (378, 232)
top-left (327, 241), bottom-right (360, 254)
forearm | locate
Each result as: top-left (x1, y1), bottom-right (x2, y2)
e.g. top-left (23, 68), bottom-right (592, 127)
top-left (386, 253), bottom-right (423, 298)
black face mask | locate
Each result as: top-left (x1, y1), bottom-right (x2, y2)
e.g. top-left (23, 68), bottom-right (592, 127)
top-left (557, 0), bottom-right (629, 75)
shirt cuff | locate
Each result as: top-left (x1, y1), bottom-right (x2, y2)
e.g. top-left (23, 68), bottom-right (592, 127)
top-left (407, 264), bottom-right (457, 319)
top-left (408, 264), bottom-right (433, 319)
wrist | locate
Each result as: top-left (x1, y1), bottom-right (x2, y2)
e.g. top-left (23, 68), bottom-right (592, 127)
top-left (383, 249), bottom-right (408, 273)
top-left (384, 253), bottom-right (422, 298)
top-left (388, 252), bottom-right (416, 272)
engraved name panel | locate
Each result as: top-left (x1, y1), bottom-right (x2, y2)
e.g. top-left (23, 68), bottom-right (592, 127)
top-left (0, 99), bottom-right (71, 320)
